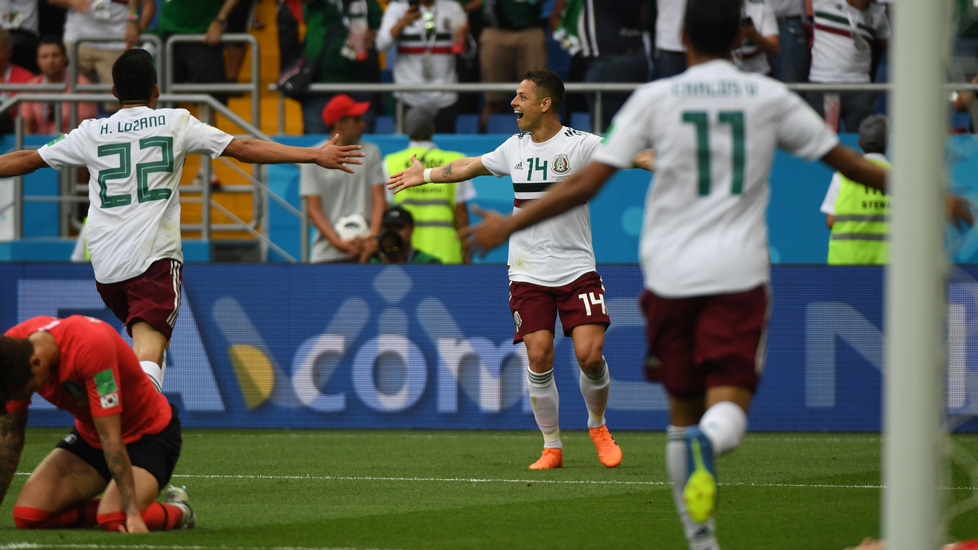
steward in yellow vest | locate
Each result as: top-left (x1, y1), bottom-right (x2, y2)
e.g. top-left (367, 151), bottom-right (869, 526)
top-left (383, 107), bottom-right (474, 263)
top-left (821, 115), bottom-right (892, 264)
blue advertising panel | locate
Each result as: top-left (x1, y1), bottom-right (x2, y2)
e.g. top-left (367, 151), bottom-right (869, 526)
top-left (2, 263), bottom-right (976, 432)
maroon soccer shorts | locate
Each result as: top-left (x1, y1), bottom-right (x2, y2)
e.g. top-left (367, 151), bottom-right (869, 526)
top-left (509, 271), bottom-right (612, 344)
top-left (639, 284), bottom-right (770, 398)
top-left (96, 259), bottom-right (183, 341)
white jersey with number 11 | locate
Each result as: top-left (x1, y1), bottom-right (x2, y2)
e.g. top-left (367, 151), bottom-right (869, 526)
top-left (596, 59), bottom-right (839, 297)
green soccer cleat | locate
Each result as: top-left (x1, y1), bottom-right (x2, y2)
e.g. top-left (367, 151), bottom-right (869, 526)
top-left (683, 426), bottom-right (717, 523)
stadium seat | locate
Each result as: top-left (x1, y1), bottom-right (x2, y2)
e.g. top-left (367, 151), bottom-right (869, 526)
top-left (455, 113), bottom-right (479, 134)
top-left (375, 115), bottom-right (396, 134)
top-left (487, 113), bottom-right (519, 134)
top-left (569, 111), bottom-right (592, 133)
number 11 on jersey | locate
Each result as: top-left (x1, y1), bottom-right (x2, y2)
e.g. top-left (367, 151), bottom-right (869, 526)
top-left (682, 110), bottom-right (745, 196)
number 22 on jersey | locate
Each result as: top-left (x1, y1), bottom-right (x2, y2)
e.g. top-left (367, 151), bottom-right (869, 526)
top-left (682, 110), bottom-right (745, 196)
top-left (96, 137), bottom-right (175, 208)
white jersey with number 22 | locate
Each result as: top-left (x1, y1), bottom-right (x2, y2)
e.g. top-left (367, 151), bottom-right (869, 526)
top-left (38, 106), bottom-right (233, 284)
top-left (595, 60), bottom-right (839, 297)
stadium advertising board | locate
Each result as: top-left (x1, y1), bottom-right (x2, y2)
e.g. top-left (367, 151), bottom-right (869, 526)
top-left (3, 263), bottom-right (976, 432)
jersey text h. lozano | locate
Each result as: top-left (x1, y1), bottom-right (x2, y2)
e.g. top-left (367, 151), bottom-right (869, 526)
top-left (100, 114), bottom-right (167, 135)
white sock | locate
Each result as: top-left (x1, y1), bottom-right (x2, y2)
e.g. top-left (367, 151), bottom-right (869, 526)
top-left (699, 401), bottom-right (748, 456)
top-left (667, 425), bottom-right (719, 550)
top-left (140, 360), bottom-right (164, 393)
top-left (579, 357), bottom-right (610, 429)
top-left (527, 368), bottom-right (561, 449)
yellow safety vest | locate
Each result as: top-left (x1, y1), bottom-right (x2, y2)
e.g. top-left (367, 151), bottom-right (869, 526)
top-left (828, 158), bottom-right (892, 265)
top-left (384, 146), bottom-right (467, 264)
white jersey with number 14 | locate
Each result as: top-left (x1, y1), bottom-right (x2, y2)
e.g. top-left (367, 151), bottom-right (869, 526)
top-left (38, 106), bottom-right (233, 284)
top-left (595, 59), bottom-right (839, 297)
top-left (481, 127), bottom-right (603, 287)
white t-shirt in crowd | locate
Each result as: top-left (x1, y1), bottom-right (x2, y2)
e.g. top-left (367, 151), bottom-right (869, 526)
top-left (64, 2), bottom-right (130, 51)
top-left (734, 0), bottom-right (778, 75)
top-left (809, 0), bottom-right (890, 84)
top-left (39, 106), bottom-right (233, 283)
top-left (0, 0), bottom-right (38, 34)
top-left (596, 59), bottom-right (839, 297)
top-left (481, 127), bottom-right (603, 287)
top-left (655, 0), bottom-right (687, 52)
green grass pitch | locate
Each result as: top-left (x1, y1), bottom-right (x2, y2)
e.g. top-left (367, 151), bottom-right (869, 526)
top-left (1, 429), bottom-right (976, 550)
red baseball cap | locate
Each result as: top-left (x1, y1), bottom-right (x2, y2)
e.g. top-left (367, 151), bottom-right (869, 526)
top-left (322, 94), bottom-right (370, 127)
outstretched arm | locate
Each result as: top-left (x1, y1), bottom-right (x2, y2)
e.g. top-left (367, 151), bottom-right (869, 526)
top-left (822, 144), bottom-right (974, 228)
top-left (0, 150), bottom-right (49, 178)
top-left (222, 134), bottom-right (365, 173)
top-left (387, 155), bottom-right (491, 193)
top-left (0, 409), bottom-right (27, 508)
top-left (93, 414), bottom-right (147, 533)
top-left (821, 145), bottom-right (887, 193)
top-left (462, 161), bottom-right (618, 254)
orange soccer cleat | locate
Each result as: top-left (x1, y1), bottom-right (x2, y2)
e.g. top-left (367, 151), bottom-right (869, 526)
top-left (589, 425), bottom-right (622, 468)
top-left (528, 448), bottom-right (563, 470)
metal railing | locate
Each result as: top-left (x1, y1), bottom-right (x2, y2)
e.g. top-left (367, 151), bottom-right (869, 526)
top-left (0, 93), bottom-right (303, 262)
top-left (272, 81), bottom-right (978, 135)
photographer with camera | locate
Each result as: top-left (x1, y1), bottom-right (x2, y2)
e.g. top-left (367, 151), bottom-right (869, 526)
top-left (370, 206), bottom-right (442, 263)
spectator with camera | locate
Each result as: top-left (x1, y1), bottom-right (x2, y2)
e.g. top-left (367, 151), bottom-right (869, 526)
top-left (370, 206), bottom-right (442, 263)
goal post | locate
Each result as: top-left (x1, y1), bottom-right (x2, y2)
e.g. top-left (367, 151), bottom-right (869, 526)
top-left (884, 0), bottom-right (950, 549)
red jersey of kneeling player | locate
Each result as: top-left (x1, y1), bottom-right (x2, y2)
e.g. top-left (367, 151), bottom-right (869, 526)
top-left (4, 316), bottom-right (171, 447)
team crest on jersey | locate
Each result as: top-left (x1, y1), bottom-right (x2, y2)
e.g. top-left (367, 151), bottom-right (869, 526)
top-left (553, 154), bottom-right (569, 174)
top-left (61, 381), bottom-right (84, 398)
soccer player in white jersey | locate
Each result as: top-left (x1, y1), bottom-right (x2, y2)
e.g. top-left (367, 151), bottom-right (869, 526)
top-left (389, 69), bottom-right (649, 470)
top-left (462, 0), bottom-right (969, 547)
top-left (0, 49), bottom-right (364, 394)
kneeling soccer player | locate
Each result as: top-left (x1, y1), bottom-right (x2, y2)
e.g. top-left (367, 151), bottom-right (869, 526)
top-left (0, 315), bottom-right (193, 532)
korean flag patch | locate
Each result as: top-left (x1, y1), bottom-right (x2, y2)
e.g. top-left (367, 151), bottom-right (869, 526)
top-left (100, 392), bottom-right (119, 409)
top-left (93, 369), bottom-right (119, 409)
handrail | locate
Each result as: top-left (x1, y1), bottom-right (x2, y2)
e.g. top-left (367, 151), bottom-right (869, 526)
top-left (1, 93), bottom-right (304, 262)
top-left (163, 33), bottom-right (261, 129)
top-left (270, 81), bottom-right (978, 134)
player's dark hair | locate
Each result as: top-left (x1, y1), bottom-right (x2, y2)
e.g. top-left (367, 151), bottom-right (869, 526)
top-left (112, 48), bottom-right (157, 104)
top-left (0, 336), bottom-right (34, 406)
top-left (37, 35), bottom-right (67, 59)
top-left (523, 69), bottom-right (564, 111)
top-left (684, 0), bottom-right (742, 58)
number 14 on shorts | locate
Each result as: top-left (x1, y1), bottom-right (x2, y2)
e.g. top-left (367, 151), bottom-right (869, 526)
top-left (578, 292), bottom-right (606, 316)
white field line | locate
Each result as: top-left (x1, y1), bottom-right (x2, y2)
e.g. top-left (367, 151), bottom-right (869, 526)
top-left (12, 471), bottom-right (973, 491)
top-left (25, 431), bottom-right (893, 443)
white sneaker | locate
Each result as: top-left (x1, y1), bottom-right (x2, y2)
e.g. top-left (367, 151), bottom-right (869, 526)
top-left (163, 485), bottom-right (196, 529)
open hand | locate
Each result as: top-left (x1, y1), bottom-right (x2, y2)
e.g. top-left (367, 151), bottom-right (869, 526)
top-left (387, 154), bottom-right (426, 193)
top-left (459, 205), bottom-right (511, 258)
top-left (948, 194), bottom-right (975, 230)
top-left (119, 513), bottom-right (149, 534)
top-left (318, 134), bottom-right (365, 173)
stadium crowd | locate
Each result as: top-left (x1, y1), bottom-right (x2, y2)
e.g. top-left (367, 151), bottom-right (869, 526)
top-left (0, 0), bottom-right (924, 137)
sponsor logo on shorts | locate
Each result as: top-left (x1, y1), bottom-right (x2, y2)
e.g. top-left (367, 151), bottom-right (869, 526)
top-left (62, 433), bottom-right (77, 445)
top-left (513, 311), bottom-right (522, 332)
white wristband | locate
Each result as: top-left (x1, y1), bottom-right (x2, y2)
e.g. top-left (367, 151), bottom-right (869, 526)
top-left (423, 168), bottom-right (433, 183)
